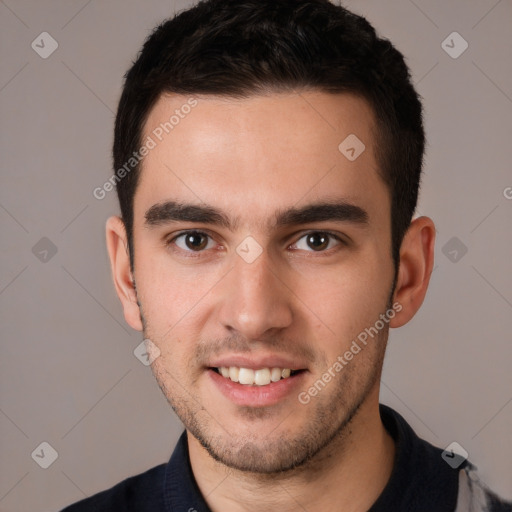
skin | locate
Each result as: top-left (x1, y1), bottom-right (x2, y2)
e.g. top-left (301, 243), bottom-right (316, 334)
top-left (107, 91), bottom-right (435, 512)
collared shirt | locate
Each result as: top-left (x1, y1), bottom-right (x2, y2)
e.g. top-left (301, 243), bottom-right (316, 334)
top-left (61, 405), bottom-right (511, 511)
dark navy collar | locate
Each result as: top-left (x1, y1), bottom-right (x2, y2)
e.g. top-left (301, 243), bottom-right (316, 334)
top-left (164, 430), bottom-right (212, 512)
top-left (162, 404), bottom-right (460, 511)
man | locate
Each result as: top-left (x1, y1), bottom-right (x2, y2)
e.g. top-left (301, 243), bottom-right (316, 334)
top-left (63, 0), bottom-right (511, 510)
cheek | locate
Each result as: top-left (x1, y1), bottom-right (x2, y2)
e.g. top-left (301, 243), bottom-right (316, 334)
top-left (134, 249), bottom-right (211, 327)
top-left (134, 257), bottom-right (221, 371)
top-left (293, 255), bottom-right (392, 345)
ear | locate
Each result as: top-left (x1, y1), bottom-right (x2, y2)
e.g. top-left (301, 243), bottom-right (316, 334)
top-left (106, 216), bottom-right (143, 332)
top-left (389, 216), bottom-right (436, 328)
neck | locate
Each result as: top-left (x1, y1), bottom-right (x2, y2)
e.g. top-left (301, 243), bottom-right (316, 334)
top-left (188, 392), bottom-right (395, 512)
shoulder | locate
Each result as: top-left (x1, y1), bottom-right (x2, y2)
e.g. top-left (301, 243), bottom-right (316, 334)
top-left (455, 464), bottom-right (512, 512)
top-left (377, 405), bottom-right (512, 511)
top-left (60, 463), bottom-right (167, 511)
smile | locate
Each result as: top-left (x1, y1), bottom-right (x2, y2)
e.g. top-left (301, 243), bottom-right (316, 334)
top-left (213, 366), bottom-right (301, 386)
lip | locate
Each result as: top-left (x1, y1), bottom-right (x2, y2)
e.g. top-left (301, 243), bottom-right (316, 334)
top-left (208, 354), bottom-right (308, 371)
top-left (208, 368), bottom-right (307, 407)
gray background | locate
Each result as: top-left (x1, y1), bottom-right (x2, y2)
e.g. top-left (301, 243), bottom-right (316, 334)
top-left (1, 0), bottom-right (511, 510)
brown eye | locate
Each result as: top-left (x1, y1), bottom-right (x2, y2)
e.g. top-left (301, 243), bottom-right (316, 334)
top-left (185, 232), bottom-right (208, 250)
top-left (306, 233), bottom-right (330, 251)
top-left (174, 231), bottom-right (212, 252)
top-left (290, 232), bottom-right (343, 252)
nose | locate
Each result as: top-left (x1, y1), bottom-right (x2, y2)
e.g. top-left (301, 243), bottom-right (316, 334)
top-left (215, 250), bottom-right (294, 341)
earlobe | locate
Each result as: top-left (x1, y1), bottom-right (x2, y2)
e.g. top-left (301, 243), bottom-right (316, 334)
top-left (389, 216), bottom-right (436, 328)
top-left (106, 216), bottom-right (143, 332)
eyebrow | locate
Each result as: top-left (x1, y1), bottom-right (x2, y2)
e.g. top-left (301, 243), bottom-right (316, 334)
top-left (144, 200), bottom-right (369, 230)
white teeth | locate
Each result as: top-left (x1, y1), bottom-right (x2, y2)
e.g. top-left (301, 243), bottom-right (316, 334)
top-left (217, 366), bottom-right (295, 386)
top-left (238, 368), bottom-right (255, 385)
top-left (271, 367), bottom-right (282, 382)
top-left (229, 366), bottom-right (239, 382)
top-left (254, 368), bottom-right (271, 386)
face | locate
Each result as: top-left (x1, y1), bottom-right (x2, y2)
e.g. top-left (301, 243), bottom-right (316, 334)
top-left (130, 91), bottom-right (396, 473)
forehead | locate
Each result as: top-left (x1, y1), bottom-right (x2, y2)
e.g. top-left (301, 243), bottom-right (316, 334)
top-left (135, 91), bottom-right (389, 227)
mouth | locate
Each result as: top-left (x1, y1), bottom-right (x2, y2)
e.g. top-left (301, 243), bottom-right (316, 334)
top-left (211, 366), bottom-right (304, 386)
top-left (206, 355), bottom-right (310, 407)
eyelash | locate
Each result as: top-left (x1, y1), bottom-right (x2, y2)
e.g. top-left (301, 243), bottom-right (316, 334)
top-left (166, 230), bottom-right (346, 257)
